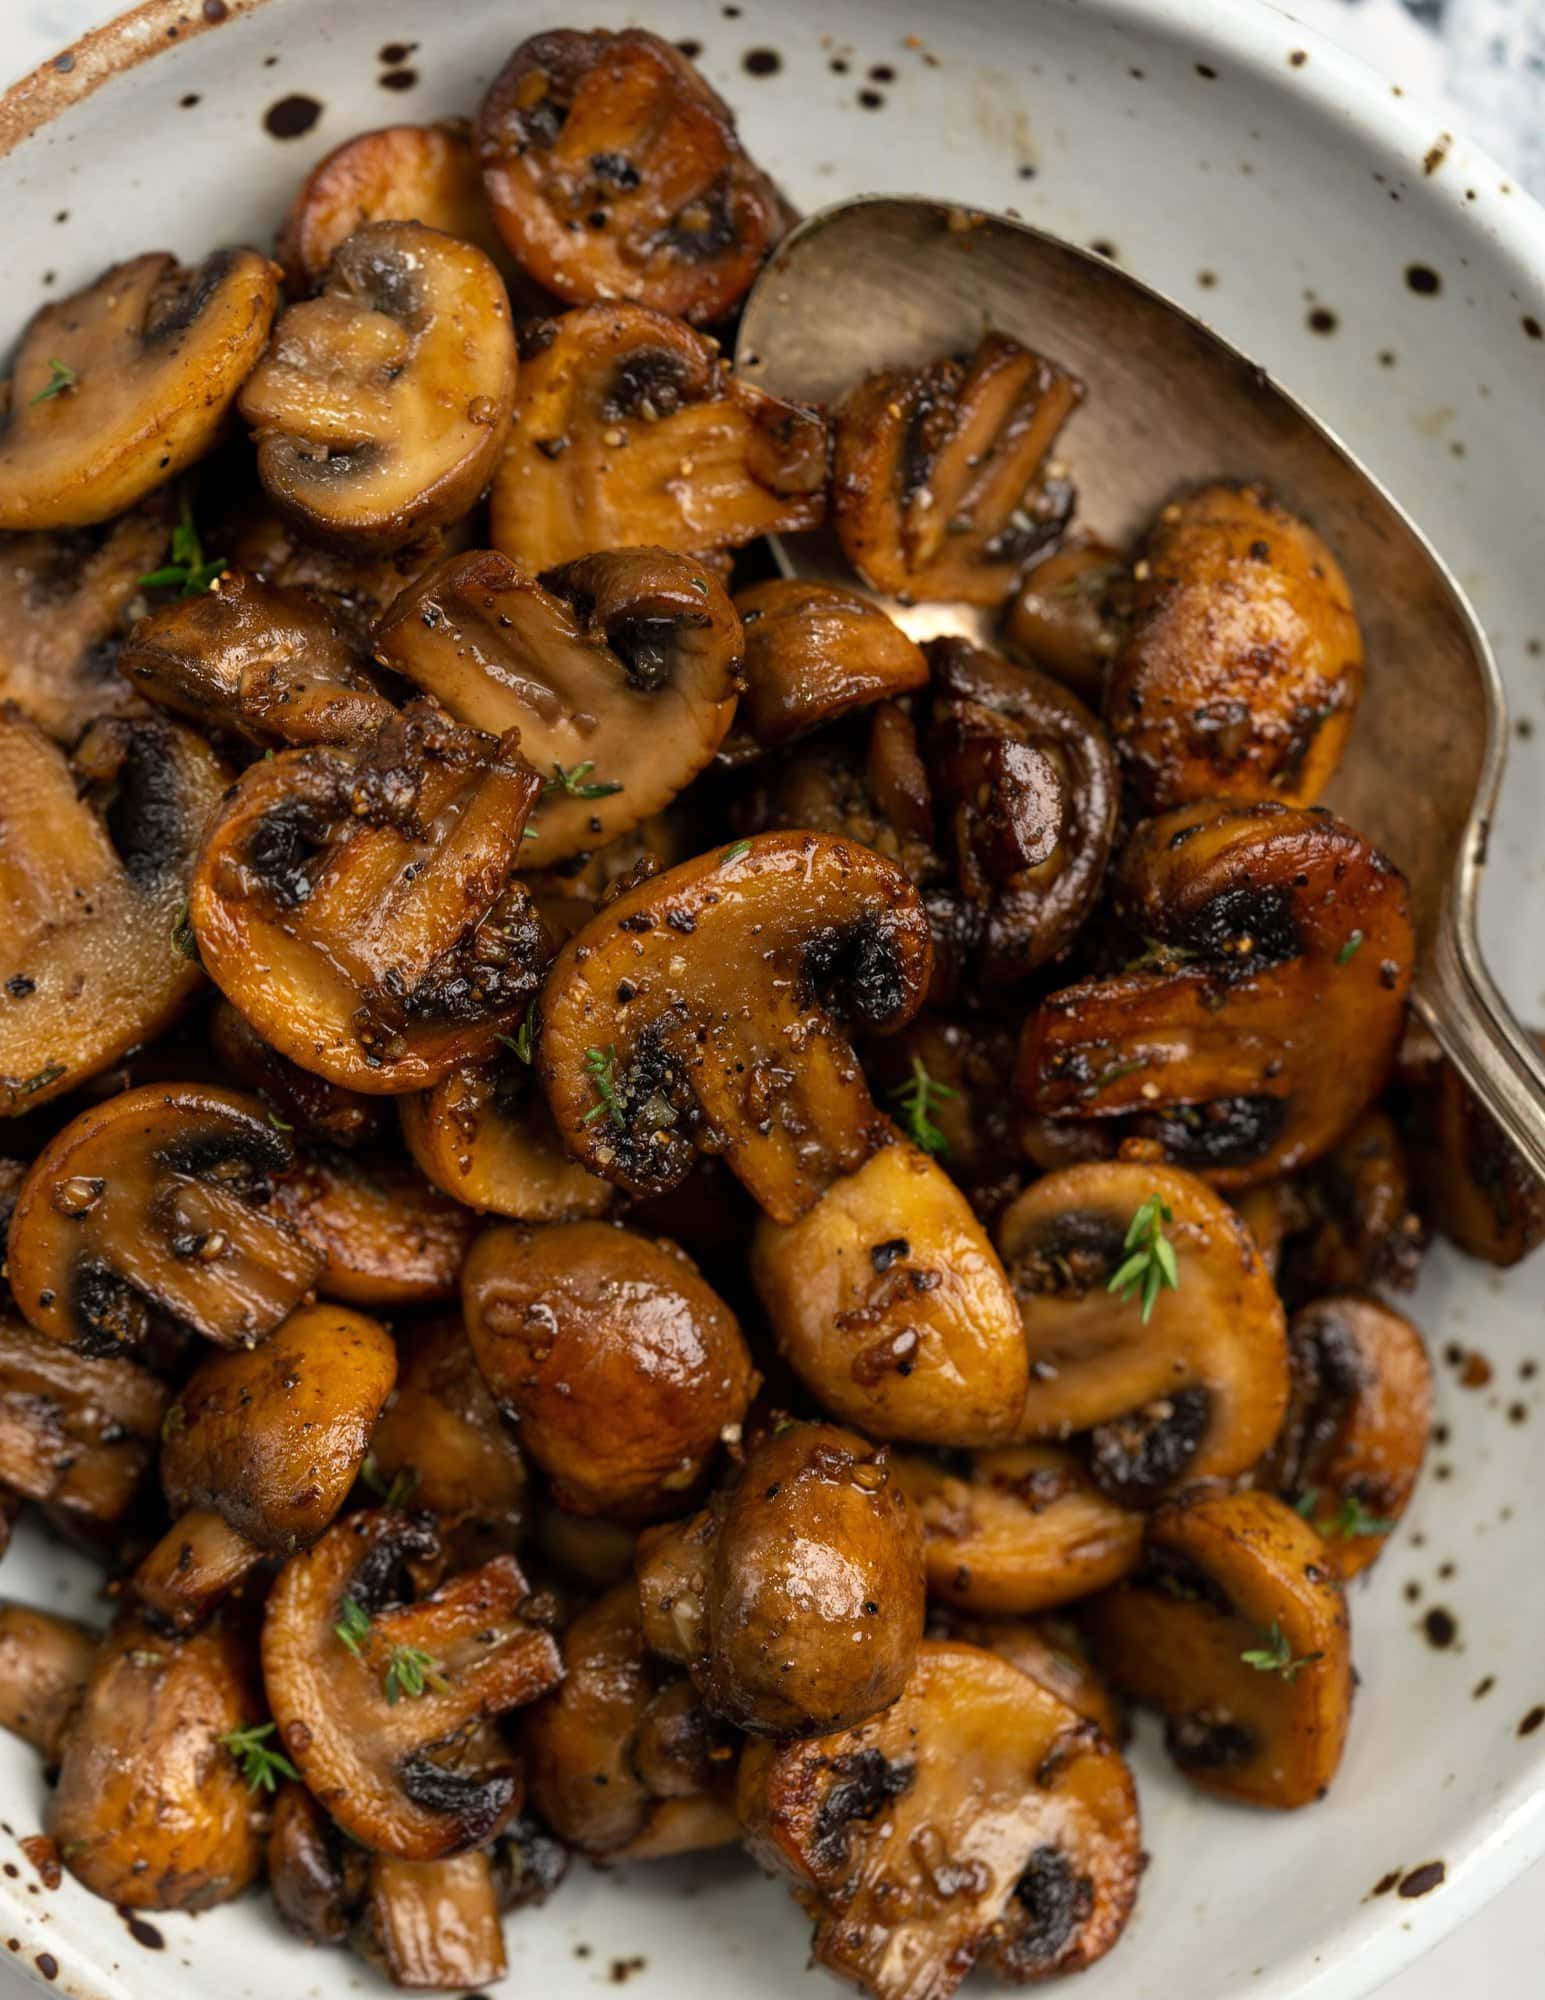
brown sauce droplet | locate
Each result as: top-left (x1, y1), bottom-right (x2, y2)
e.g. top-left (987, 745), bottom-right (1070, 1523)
top-left (179, 92), bottom-right (201, 108)
top-left (611, 1957), bottom-right (648, 1984)
top-left (1422, 1606), bottom-right (1457, 1649)
top-left (202, 0), bottom-right (229, 20)
top-left (1508, 1401), bottom-right (1529, 1424)
top-left (1473, 1675), bottom-right (1495, 1699)
top-left (1519, 1705), bottom-right (1545, 1737)
top-left (1398, 1861), bottom-right (1446, 1899)
top-left (379, 41), bottom-right (417, 63)
top-left (677, 39), bottom-right (704, 58)
top-left (869, 64), bottom-right (896, 82)
top-left (1405, 263), bottom-right (1442, 296)
top-left (34, 1956), bottom-right (57, 1984)
top-left (743, 48), bottom-right (781, 76)
top-left (1307, 307), bottom-right (1338, 334)
top-left (1195, 62), bottom-right (1218, 78)
top-left (1459, 1349), bottom-right (1492, 1388)
top-left (118, 1907), bottom-right (165, 1949)
top-left (380, 68), bottom-right (418, 92)
top-left (857, 88), bottom-right (885, 109)
top-left (1371, 1869), bottom-right (1401, 1896)
top-left (1524, 316), bottom-right (1543, 341)
top-left (1289, 48), bottom-right (1308, 66)
top-left (264, 94), bottom-right (322, 139)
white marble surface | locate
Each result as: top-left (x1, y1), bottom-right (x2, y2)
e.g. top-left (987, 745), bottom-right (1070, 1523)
top-left (0, 1), bottom-right (1540, 1996)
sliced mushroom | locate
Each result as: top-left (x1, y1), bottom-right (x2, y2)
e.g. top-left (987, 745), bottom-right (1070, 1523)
top-left (1003, 538), bottom-right (1130, 710)
top-left (263, 1509), bottom-right (562, 1860)
top-left (997, 1162), bottom-right (1289, 1501)
top-left (7, 1083), bottom-right (322, 1355)
top-left (731, 578), bottom-right (929, 750)
top-left (1017, 800), bottom-right (1416, 1188)
top-left (739, 1639), bottom-right (1140, 1999)
top-left (239, 222), bottom-right (516, 553)
top-left (1276, 1108), bottom-right (1426, 1301)
top-left (372, 544), bottom-right (741, 864)
top-left (862, 1012), bottom-right (1029, 1227)
top-left (50, 1613), bottom-right (266, 1909)
top-left (832, 332), bottom-right (1082, 605)
top-left (1105, 484), bottom-right (1364, 811)
top-left (1082, 1488), bottom-right (1352, 1809)
top-left (538, 831), bottom-right (932, 1221)
top-left (636, 1419), bottom-right (924, 1736)
top-left (0, 708), bottom-right (227, 1115)
top-left (272, 1149), bottom-right (478, 1306)
top-left (935, 1612), bottom-right (1122, 1741)
top-left (1409, 1045), bottom-right (1545, 1266)
top-left (521, 1581), bottom-right (738, 1862)
top-left (894, 1443), bottom-right (1143, 1615)
top-left (135, 1302), bottom-right (397, 1628)
top-left (0, 1603), bottom-right (98, 1760)
top-left (268, 1778), bottom-right (369, 1945)
top-left (359, 1852), bottom-right (508, 1991)
top-left (0, 250), bottom-right (279, 532)
top-left (120, 568), bottom-right (396, 748)
top-left (463, 1218), bottom-right (755, 1519)
top-left (278, 120), bottom-right (507, 292)
top-left (209, 997), bottom-right (385, 1152)
top-left (190, 703), bottom-right (546, 1092)
top-left (1259, 1294), bottom-right (1432, 1579)
top-left (489, 304), bottom-right (829, 574)
top-left (477, 28), bottom-right (782, 325)
top-left (750, 1138), bottom-right (1028, 1445)
top-left (0, 1311), bottom-right (168, 1522)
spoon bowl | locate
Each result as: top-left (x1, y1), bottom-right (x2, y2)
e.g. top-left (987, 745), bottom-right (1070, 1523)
top-left (737, 195), bottom-right (1545, 1175)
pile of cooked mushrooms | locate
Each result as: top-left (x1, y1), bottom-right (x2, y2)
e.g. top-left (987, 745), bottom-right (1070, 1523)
top-left (0, 23), bottom-right (1533, 1999)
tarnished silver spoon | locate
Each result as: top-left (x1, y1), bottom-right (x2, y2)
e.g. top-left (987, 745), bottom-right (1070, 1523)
top-left (735, 194), bottom-right (1545, 1178)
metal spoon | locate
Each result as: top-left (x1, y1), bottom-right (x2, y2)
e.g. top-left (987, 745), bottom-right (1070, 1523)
top-left (735, 194), bottom-right (1545, 1178)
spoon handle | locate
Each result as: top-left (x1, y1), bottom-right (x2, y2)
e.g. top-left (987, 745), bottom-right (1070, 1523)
top-left (1416, 907), bottom-right (1545, 1182)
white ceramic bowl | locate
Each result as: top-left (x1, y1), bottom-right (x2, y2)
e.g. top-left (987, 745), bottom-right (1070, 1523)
top-left (2, 2), bottom-right (1545, 1997)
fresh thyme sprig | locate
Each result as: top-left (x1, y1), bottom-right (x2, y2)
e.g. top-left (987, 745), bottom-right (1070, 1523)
top-left (543, 760), bottom-right (623, 801)
top-left (383, 1643), bottom-right (449, 1706)
top-left (581, 1044), bottom-right (624, 1128)
top-left (217, 1721), bottom-right (300, 1793)
top-left (888, 1054), bottom-right (958, 1156)
top-left (139, 491), bottom-right (227, 597)
top-left (1240, 1621), bottom-right (1323, 1682)
top-left (334, 1596), bottom-right (372, 1657)
top-left (1107, 1193), bottom-right (1180, 1323)
top-left (497, 998), bottom-right (537, 1065)
top-left (30, 359), bottom-right (77, 405)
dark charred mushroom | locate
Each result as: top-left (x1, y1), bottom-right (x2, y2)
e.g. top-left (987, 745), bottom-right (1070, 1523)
top-left (1275, 1108), bottom-right (1427, 1301)
top-left (239, 222), bottom-right (516, 554)
top-left (861, 1011), bottom-right (1028, 1226)
top-left (1003, 538), bottom-right (1130, 709)
top-left (272, 1150), bottom-right (478, 1306)
top-left (489, 304), bottom-right (829, 574)
top-left (209, 998), bottom-right (385, 1152)
top-left (268, 1778), bottom-right (369, 1946)
top-left (0, 1602), bottom-right (98, 1760)
top-left (477, 29), bottom-right (782, 325)
top-left (1409, 1044), bottom-right (1545, 1266)
top-left (0, 1311), bottom-right (168, 1522)
top-left (0, 250), bottom-right (279, 531)
top-left (730, 579), bottom-right (929, 751)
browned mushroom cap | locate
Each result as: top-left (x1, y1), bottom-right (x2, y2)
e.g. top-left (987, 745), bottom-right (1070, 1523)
top-left (135, 1302), bottom-right (397, 1628)
top-left (50, 1612), bottom-right (266, 1909)
top-left (936, 1611), bottom-right (1122, 1740)
top-left (1083, 1488), bottom-right (1352, 1809)
top-left (7, 1083), bottom-right (322, 1355)
top-left (862, 1012), bottom-right (1029, 1227)
top-left (1017, 800), bottom-right (1416, 1188)
top-left (730, 579), bottom-right (929, 750)
top-left (359, 1851), bottom-right (507, 1990)
top-left (738, 1640), bottom-right (1140, 1999)
top-left (278, 120), bottom-right (507, 292)
top-left (894, 1443), bottom-right (1143, 1615)
top-left (209, 998), bottom-right (385, 1152)
top-left (1260, 1294), bottom-right (1432, 1580)
top-left (1003, 538), bottom-right (1131, 710)
top-left (0, 510), bottom-right (170, 740)
top-left (1409, 1045), bottom-right (1545, 1266)
top-left (751, 1139), bottom-right (1028, 1446)
top-left (262, 1509), bottom-right (562, 1860)
top-left (372, 545), bottom-right (742, 865)
top-left (268, 1778), bottom-right (370, 1946)
top-left (239, 223), bottom-right (516, 555)
top-left (832, 333), bottom-right (1082, 607)
top-left (997, 1162), bottom-right (1289, 1502)
top-left (538, 832), bottom-right (932, 1221)
top-left (1105, 483), bottom-right (1364, 812)
top-left (0, 709), bottom-right (228, 1116)
top-left (0, 1603), bottom-right (98, 1760)
top-left (636, 1419), bottom-right (923, 1736)
top-left (521, 1581), bottom-right (738, 1862)
top-left (190, 704), bottom-right (546, 1092)
top-left (1276, 1108), bottom-right (1427, 1301)
top-left (271, 1150), bottom-right (478, 1306)
top-left (0, 250), bottom-right (279, 532)
top-left (489, 305), bottom-right (829, 574)
top-left (462, 1219), bottom-right (755, 1519)
top-left (120, 569), bottom-right (396, 749)
top-left (477, 29), bottom-right (782, 325)
top-left (400, 1049), bottom-right (615, 1222)
top-left (0, 1311), bottom-right (168, 1522)
top-left (926, 635), bottom-right (1119, 983)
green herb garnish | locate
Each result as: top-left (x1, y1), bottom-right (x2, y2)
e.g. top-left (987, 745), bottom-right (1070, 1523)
top-left (720, 839), bottom-right (753, 866)
top-left (30, 359), bottom-right (77, 404)
top-left (543, 760), bottom-right (623, 801)
top-left (1241, 1622), bottom-right (1323, 1682)
top-left (1337, 930), bottom-right (1364, 965)
top-left (581, 1044), bottom-right (623, 1128)
top-left (497, 998), bottom-right (537, 1065)
top-left (334, 1596), bottom-right (372, 1657)
top-left (139, 492), bottom-right (227, 597)
top-left (361, 1452), bottom-right (420, 1512)
top-left (1330, 1494), bottom-right (1395, 1539)
top-left (383, 1643), bottom-right (449, 1707)
top-left (888, 1054), bottom-right (959, 1156)
top-left (15, 1063), bottom-right (65, 1098)
top-left (1107, 1193), bottom-right (1180, 1323)
top-left (217, 1721), bottom-right (300, 1794)
top-left (170, 903), bottom-right (199, 962)
top-left (161, 1403), bottom-right (186, 1442)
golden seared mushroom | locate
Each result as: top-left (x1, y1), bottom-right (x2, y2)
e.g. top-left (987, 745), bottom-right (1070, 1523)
top-left (731, 580), bottom-right (929, 751)
top-left (0, 250), bottom-right (279, 532)
top-left (751, 1139), bottom-right (1028, 1446)
top-left (937, 1612), bottom-right (1122, 1740)
top-left (462, 1218), bottom-right (756, 1519)
top-left (0, 1603), bottom-right (99, 1760)
top-left (1083, 1488), bottom-right (1352, 1809)
top-left (121, 569), bottom-right (396, 749)
top-left (209, 998), bottom-right (386, 1152)
top-left (894, 1443), bottom-right (1143, 1615)
top-left (522, 1581), bottom-right (738, 1863)
top-left (1261, 1294), bottom-right (1432, 1580)
top-left (263, 1509), bottom-right (562, 1861)
top-left (1277, 1108), bottom-right (1426, 1300)
top-left (278, 120), bottom-right (507, 292)
top-left (358, 1851), bottom-right (508, 1991)
top-left (272, 1150), bottom-right (478, 1306)
top-left (1409, 1046), bottom-right (1545, 1266)
top-left (372, 545), bottom-right (742, 865)
top-left (0, 1312), bottom-right (168, 1525)
top-left (1003, 538), bottom-right (1131, 709)
top-left (134, 1302), bottom-right (397, 1629)
top-left (1017, 799), bottom-right (1416, 1188)
top-left (489, 304), bottom-right (829, 574)
top-left (7, 1083), bottom-right (322, 1355)
top-left (477, 28), bottom-right (782, 324)
top-left (1105, 483), bottom-right (1364, 811)
top-left (538, 831), bottom-right (933, 1221)
top-left (925, 635), bottom-right (1119, 984)
top-left (997, 1162), bottom-right (1289, 1502)
top-left (636, 1419), bottom-right (924, 1736)
top-left (50, 1613), bottom-right (266, 1909)
top-left (190, 704), bottom-right (546, 1093)
top-left (0, 709), bottom-right (227, 1116)
top-left (739, 1640), bottom-right (1140, 1999)
top-left (832, 332), bottom-right (1082, 606)
top-left (239, 222), bottom-right (516, 554)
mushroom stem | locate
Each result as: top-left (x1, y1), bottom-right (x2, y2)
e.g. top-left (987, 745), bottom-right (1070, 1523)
top-left (0, 1603), bottom-right (98, 1760)
top-left (134, 1508), bottom-right (264, 1632)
